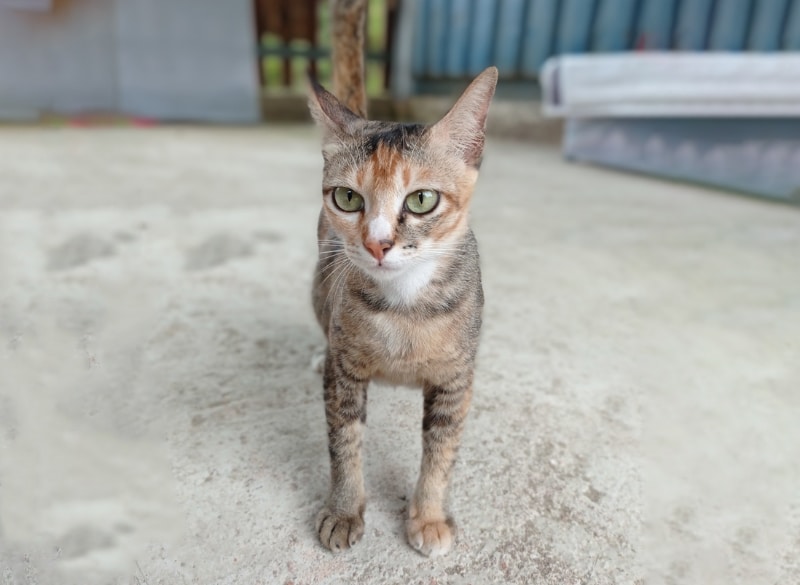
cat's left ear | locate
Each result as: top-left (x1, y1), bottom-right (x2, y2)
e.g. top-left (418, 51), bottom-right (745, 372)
top-left (430, 67), bottom-right (498, 167)
top-left (307, 77), bottom-right (364, 147)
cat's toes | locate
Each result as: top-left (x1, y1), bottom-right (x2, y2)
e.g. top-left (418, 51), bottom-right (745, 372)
top-left (316, 508), bottom-right (364, 553)
top-left (406, 516), bottom-right (455, 557)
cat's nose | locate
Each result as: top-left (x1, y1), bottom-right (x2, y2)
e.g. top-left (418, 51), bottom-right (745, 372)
top-left (364, 238), bottom-right (393, 261)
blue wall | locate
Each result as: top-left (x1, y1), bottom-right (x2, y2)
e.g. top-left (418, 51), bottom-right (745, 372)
top-left (411, 0), bottom-right (800, 80)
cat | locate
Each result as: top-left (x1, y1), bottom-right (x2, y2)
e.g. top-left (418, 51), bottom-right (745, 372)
top-left (308, 0), bottom-right (497, 557)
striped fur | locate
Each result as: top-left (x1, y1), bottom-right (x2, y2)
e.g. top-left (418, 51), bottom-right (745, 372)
top-left (310, 2), bottom-right (497, 557)
top-left (331, 0), bottom-right (367, 118)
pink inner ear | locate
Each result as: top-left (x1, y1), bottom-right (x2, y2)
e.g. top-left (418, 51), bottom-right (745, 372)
top-left (432, 67), bottom-right (498, 166)
top-left (308, 79), bottom-right (364, 140)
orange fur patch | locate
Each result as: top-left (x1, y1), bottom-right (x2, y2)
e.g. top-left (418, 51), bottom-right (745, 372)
top-left (370, 143), bottom-right (403, 195)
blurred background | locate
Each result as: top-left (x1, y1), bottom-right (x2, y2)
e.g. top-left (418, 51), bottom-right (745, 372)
top-left (1, 0), bottom-right (798, 116)
top-left (2, 0), bottom-right (799, 202)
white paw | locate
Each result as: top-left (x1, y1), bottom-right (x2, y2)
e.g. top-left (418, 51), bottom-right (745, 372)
top-left (406, 517), bottom-right (455, 557)
top-left (310, 348), bottom-right (326, 374)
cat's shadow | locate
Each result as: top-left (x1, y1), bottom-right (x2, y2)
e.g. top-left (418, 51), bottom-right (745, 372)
top-left (177, 299), bottom-right (425, 546)
top-left (246, 315), bottom-right (330, 534)
top-left (168, 296), bottom-right (329, 540)
top-left (362, 384), bottom-right (422, 536)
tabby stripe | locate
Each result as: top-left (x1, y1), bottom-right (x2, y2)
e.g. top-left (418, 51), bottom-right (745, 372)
top-left (446, 374), bottom-right (474, 392)
top-left (324, 383), bottom-right (366, 421)
top-left (422, 410), bottom-right (457, 432)
top-left (338, 396), bottom-right (363, 422)
top-left (329, 433), bottom-right (361, 457)
top-left (416, 215), bottom-right (442, 237)
top-left (361, 386), bottom-right (368, 423)
top-left (336, 361), bottom-right (368, 386)
top-left (356, 289), bottom-right (391, 312)
top-left (433, 294), bottom-right (462, 315)
top-left (422, 396), bottom-right (468, 432)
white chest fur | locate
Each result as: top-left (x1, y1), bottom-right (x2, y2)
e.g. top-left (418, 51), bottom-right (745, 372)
top-left (377, 258), bottom-right (438, 308)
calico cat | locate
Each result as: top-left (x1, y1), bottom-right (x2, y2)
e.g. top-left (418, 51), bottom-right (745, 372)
top-left (308, 0), bottom-right (497, 557)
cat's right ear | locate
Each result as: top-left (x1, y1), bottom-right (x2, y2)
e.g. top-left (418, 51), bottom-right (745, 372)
top-left (307, 77), bottom-right (364, 148)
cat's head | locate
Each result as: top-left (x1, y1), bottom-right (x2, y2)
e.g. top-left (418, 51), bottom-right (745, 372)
top-left (308, 67), bottom-right (497, 282)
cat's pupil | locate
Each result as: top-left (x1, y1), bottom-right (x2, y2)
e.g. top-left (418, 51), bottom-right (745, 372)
top-left (347, 190), bottom-right (353, 201)
top-left (418, 193), bottom-right (424, 204)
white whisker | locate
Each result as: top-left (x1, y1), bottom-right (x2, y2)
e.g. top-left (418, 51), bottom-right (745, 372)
top-left (318, 257), bottom-right (351, 289)
top-left (325, 258), bottom-right (353, 310)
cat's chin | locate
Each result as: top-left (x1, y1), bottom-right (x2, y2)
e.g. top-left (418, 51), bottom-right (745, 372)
top-left (356, 255), bottom-right (440, 287)
top-left (358, 261), bottom-right (404, 280)
top-left (351, 251), bottom-right (438, 285)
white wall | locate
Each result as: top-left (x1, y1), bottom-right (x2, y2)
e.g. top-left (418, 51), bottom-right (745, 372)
top-left (0, 0), bottom-right (260, 122)
top-left (0, 0), bottom-right (117, 119)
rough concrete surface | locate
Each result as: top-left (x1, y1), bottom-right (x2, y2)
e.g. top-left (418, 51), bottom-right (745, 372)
top-left (0, 126), bottom-right (798, 585)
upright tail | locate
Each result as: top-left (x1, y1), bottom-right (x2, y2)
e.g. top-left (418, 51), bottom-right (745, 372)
top-left (330, 0), bottom-right (368, 118)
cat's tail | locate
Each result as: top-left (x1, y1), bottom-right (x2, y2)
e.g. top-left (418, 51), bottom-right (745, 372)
top-left (331, 0), bottom-right (368, 118)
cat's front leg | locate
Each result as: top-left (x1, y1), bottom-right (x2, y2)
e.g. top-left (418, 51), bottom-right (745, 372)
top-left (407, 377), bottom-right (474, 557)
top-left (316, 347), bottom-right (369, 552)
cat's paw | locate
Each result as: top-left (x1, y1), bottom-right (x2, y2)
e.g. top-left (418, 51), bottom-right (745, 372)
top-left (406, 516), bottom-right (456, 557)
top-left (310, 348), bottom-right (326, 374)
top-left (316, 507), bottom-right (364, 553)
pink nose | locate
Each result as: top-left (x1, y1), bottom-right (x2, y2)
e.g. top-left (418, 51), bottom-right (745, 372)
top-left (364, 239), bottom-right (393, 261)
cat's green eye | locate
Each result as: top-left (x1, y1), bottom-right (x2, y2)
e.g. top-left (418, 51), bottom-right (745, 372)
top-left (332, 187), bottom-right (364, 212)
top-left (405, 189), bottom-right (439, 214)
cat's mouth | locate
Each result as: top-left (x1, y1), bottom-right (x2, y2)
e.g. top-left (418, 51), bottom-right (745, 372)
top-left (348, 246), bottom-right (419, 279)
top-left (356, 255), bottom-right (403, 277)
top-left (371, 260), bottom-right (400, 272)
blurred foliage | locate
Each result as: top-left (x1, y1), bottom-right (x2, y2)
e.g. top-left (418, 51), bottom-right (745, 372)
top-left (259, 0), bottom-right (387, 95)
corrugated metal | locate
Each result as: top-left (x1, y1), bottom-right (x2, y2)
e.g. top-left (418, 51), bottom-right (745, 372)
top-left (749, 0), bottom-right (793, 50)
top-left (557, 0), bottom-right (599, 54)
top-left (520, 0), bottom-right (560, 75)
top-left (410, 0), bottom-right (800, 82)
top-left (709, 0), bottom-right (755, 50)
top-left (674, 0), bottom-right (716, 50)
top-left (494, 0), bottom-right (527, 71)
top-left (636, 0), bottom-right (676, 49)
top-left (469, 0), bottom-right (498, 74)
top-left (594, 0), bottom-right (639, 52)
top-left (446, 0), bottom-right (471, 75)
top-left (786, 0), bottom-right (800, 49)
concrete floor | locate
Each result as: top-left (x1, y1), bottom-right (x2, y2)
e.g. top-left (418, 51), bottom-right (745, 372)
top-left (0, 126), bottom-right (798, 585)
